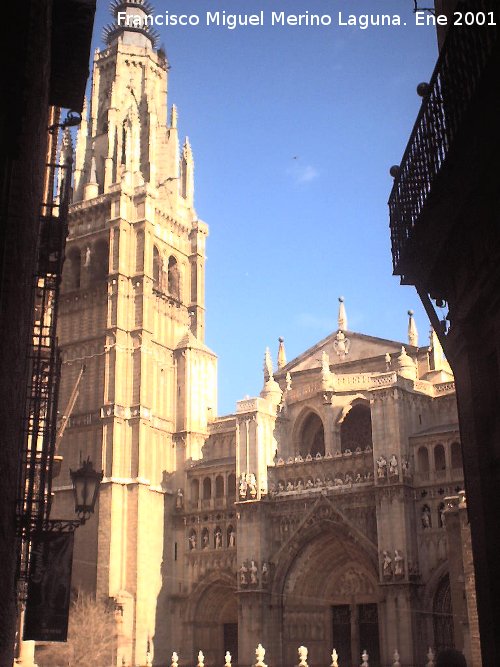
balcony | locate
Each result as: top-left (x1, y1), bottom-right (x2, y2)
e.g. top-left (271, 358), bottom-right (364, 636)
top-left (389, 0), bottom-right (500, 290)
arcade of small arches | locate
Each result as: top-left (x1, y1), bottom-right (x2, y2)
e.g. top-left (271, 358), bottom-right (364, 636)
top-left (415, 441), bottom-right (463, 480)
top-left (189, 473), bottom-right (237, 510)
top-left (187, 524), bottom-right (236, 551)
top-left (153, 245), bottom-right (181, 300)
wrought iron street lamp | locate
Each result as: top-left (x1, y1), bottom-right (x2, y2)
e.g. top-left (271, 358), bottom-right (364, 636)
top-left (70, 457), bottom-right (103, 524)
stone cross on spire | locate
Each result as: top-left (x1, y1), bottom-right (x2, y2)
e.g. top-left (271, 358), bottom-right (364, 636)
top-left (407, 310), bottom-right (418, 346)
top-left (338, 296), bottom-right (347, 331)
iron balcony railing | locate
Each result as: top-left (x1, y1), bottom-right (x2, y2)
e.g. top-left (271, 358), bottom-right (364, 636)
top-left (388, 0), bottom-right (499, 276)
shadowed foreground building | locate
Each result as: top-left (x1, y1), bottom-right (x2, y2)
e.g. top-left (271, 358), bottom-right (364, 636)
top-left (50, 1), bottom-right (478, 665)
top-left (389, 0), bottom-right (500, 663)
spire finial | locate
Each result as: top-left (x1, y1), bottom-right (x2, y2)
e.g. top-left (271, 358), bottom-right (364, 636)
top-left (89, 155), bottom-right (97, 184)
top-left (338, 296), bottom-right (347, 331)
top-left (277, 337), bottom-right (287, 369)
top-left (407, 309), bottom-right (418, 346)
top-left (264, 347), bottom-right (274, 382)
top-left (171, 104), bottom-right (178, 129)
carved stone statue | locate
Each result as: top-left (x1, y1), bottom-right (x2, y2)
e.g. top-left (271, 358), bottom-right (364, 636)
top-left (385, 352), bottom-right (392, 370)
top-left (228, 528), bottom-right (236, 548)
top-left (334, 330), bottom-right (351, 357)
top-left (422, 505), bottom-right (432, 528)
top-left (402, 458), bottom-right (410, 475)
top-left (249, 559), bottom-right (259, 586)
top-left (394, 549), bottom-right (404, 577)
top-left (202, 531), bottom-right (209, 549)
top-left (285, 372), bottom-right (292, 391)
top-left (188, 533), bottom-right (196, 550)
top-left (247, 473), bottom-right (257, 499)
top-left (215, 530), bottom-right (222, 549)
top-left (239, 561), bottom-right (248, 586)
top-left (175, 488), bottom-right (184, 510)
top-left (261, 561), bottom-right (270, 586)
top-left (377, 455), bottom-right (387, 479)
top-left (286, 480), bottom-right (294, 492)
top-left (382, 550), bottom-right (393, 579)
top-left (239, 474), bottom-right (247, 500)
top-left (389, 455), bottom-right (398, 476)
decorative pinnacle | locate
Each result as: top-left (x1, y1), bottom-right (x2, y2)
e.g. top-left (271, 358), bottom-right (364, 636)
top-left (277, 336), bottom-right (287, 369)
top-left (338, 296), bottom-right (347, 331)
top-left (264, 347), bottom-right (274, 382)
top-left (407, 309), bottom-right (418, 347)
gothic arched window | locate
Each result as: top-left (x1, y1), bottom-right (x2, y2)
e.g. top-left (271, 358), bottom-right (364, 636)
top-left (434, 443), bottom-right (446, 471)
top-left (203, 477), bottom-right (212, 500)
top-left (299, 412), bottom-right (325, 458)
top-left (90, 239), bottom-right (109, 282)
top-left (153, 246), bottom-right (161, 290)
top-left (191, 478), bottom-right (199, 503)
top-left (340, 403), bottom-right (372, 453)
top-left (418, 446), bottom-right (430, 476)
top-left (168, 255), bottom-right (180, 300)
top-left (66, 246), bottom-right (81, 290)
top-left (215, 475), bottom-right (224, 498)
top-left (227, 473), bottom-right (236, 502)
top-left (451, 441), bottom-right (462, 469)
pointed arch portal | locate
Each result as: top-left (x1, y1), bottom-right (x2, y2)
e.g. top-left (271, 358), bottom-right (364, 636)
top-left (274, 518), bottom-right (380, 667)
top-left (187, 574), bottom-right (238, 665)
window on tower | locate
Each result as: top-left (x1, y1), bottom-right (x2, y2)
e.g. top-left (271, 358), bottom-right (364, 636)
top-left (168, 255), bottom-right (180, 300)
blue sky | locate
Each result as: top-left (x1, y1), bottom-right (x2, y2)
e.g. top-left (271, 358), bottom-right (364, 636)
top-left (91, 0), bottom-right (440, 415)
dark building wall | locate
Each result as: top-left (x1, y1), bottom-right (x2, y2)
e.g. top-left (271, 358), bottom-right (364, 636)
top-left (0, 2), bottom-right (54, 663)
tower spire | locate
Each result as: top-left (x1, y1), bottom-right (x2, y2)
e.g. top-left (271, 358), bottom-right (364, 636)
top-left (338, 296), bottom-right (347, 331)
top-left (103, 1), bottom-right (160, 49)
top-left (407, 310), bottom-right (418, 347)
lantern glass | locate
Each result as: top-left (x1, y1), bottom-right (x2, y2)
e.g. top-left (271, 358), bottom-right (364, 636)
top-left (70, 458), bottom-right (103, 518)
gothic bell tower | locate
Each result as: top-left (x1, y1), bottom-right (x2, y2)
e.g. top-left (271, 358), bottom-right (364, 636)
top-left (54, 1), bottom-right (217, 664)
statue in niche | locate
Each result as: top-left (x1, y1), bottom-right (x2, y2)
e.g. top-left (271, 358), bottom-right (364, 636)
top-left (355, 473), bottom-right (363, 484)
top-left (306, 478), bottom-right (314, 489)
top-left (249, 560), bottom-right (259, 586)
top-left (175, 488), bottom-right (184, 510)
top-left (228, 528), bottom-right (236, 548)
top-left (286, 481), bottom-right (294, 492)
top-left (402, 458), bottom-right (410, 475)
top-left (394, 550), bottom-right (404, 578)
top-left (84, 245), bottom-right (92, 267)
top-left (261, 561), bottom-right (270, 586)
top-left (389, 455), bottom-right (398, 476)
top-left (167, 256), bottom-right (180, 299)
top-left (439, 504), bottom-right (446, 528)
top-left (315, 477), bottom-right (322, 487)
top-left (239, 561), bottom-right (248, 586)
top-left (422, 505), bottom-right (432, 528)
top-left (382, 550), bottom-right (393, 579)
top-left (277, 481), bottom-right (285, 492)
top-left (285, 372), bottom-right (292, 391)
top-left (239, 474), bottom-right (247, 500)
top-left (377, 455), bottom-right (387, 479)
top-left (247, 473), bottom-right (257, 499)
top-left (188, 533), bottom-right (196, 550)
top-left (334, 477), bottom-right (343, 486)
top-left (202, 531), bottom-right (209, 549)
top-left (215, 530), bottom-right (222, 549)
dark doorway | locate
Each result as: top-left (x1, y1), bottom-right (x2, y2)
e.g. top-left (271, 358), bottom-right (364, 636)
top-left (223, 623), bottom-right (238, 665)
top-left (359, 604), bottom-right (380, 667)
top-left (332, 605), bottom-right (351, 666)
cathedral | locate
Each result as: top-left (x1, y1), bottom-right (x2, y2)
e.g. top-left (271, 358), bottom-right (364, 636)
top-left (51, 1), bottom-right (475, 665)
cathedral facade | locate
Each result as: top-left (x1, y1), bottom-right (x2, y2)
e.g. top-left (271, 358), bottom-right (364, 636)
top-left (52, 2), bottom-right (473, 665)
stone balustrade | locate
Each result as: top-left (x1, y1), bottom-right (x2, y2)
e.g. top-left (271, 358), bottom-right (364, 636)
top-left (163, 645), bottom-right (449, 667)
